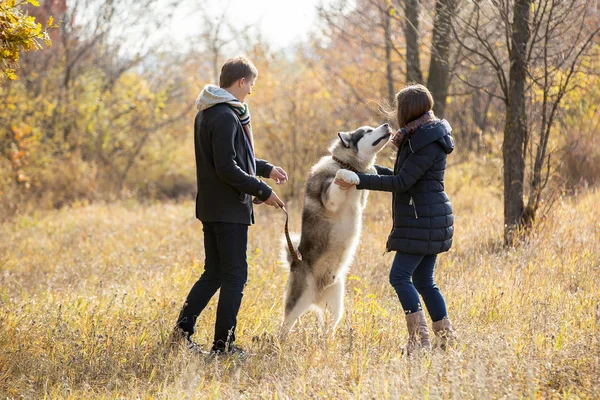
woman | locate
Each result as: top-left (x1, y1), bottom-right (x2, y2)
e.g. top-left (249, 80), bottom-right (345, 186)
top-left (336, 84), bottom-right (456, 352)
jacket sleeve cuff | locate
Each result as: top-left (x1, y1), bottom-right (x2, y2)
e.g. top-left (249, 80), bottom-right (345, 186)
top-left (262, 163), bottom-right (274, 179)
top-left (356, 174), bottom-right (369, 190)
top-left (256, 182), bottom-right (273, 202)
top-left (375, 165), bottom-right (394, 175)
top-left (256, 159), bottom-right (274, 179)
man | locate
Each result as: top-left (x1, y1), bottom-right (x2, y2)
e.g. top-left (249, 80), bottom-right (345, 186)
top-left (173, 56), bottom-right (287, 355)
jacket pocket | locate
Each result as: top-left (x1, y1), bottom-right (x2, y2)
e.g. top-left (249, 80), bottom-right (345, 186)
top-left (238, 191), bottom-right (249, 202)
top-left (409, 197), bottom-right (419, 219)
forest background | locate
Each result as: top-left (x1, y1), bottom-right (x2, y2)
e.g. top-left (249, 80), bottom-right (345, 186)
top-left (1, 0), bottom-right (599, 398)
top-left (2, 0), bottom-right (599, 233)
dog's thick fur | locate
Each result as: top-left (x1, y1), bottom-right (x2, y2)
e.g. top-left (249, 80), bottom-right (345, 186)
top-left (281, 124), bottom-right (392, 335)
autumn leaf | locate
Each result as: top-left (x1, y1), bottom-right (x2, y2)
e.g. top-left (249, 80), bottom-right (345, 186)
top-left (1, 0), bottom-right (53, 81)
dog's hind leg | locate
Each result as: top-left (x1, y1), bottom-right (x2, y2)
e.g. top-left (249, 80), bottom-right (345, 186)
top-left (280, 272), bottom-right (315, 339)
top-left (320, 278), bottom-right (345, 335)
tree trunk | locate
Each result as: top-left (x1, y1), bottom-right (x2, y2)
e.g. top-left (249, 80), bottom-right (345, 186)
top-left (401, 0), bottom-right (423, 83)
top-left (503, 0), bottom-right (531, 244)
top-left (384, 4), bottom-right (395, 104)
top-left (118, 129), bottom-right (152, 195)
top-left (427, 0), bottom-right (455, 118)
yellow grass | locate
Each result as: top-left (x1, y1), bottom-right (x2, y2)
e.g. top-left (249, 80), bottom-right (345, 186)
top-left (1, 159), bottom-right (599, 399)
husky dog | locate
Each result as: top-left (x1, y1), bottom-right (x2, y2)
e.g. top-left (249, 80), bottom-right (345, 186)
top-left (281, 123), bottom-right (392, 335)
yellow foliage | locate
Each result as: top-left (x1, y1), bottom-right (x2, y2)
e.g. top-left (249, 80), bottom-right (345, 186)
top-left (0, 0), bottom-right (56, 82)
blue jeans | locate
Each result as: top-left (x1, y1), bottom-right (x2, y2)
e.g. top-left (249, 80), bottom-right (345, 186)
top-left (389, 252), bottom-right (448, 322)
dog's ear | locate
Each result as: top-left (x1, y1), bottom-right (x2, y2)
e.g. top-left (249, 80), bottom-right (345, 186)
top-left (338, 132), bottom-right (351, 148)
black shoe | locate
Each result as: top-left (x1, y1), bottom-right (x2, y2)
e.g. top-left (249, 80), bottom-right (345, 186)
top-left (186, 339), bottom-right (206, 355)
top-left (210, 343), bottom-right (245, 357)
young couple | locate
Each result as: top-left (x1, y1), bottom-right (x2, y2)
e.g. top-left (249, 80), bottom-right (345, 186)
top-left (172, 56), bottom-right (456, 355)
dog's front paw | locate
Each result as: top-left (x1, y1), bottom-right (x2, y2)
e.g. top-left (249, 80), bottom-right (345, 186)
top-left (335, 169), bottom-right (360, 185)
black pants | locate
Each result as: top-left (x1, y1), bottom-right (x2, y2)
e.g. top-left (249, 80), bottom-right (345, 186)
top-left (176, 221), bottom-right (248, 351)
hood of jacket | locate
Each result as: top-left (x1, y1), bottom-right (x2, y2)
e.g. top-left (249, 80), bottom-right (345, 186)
top-left (408, 119), bottom-right (454, 154)
top-left (195, 84), bottom-right (238, 112)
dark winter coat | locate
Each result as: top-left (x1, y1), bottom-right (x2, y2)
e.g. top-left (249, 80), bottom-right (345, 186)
top-left (194, 104), bottom-right (273, 225)
top-left (357, 120), bottom-right (454, 254)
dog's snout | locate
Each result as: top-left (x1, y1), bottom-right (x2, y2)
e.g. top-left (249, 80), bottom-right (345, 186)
top-left (383, 123), bottom-right (389, 128)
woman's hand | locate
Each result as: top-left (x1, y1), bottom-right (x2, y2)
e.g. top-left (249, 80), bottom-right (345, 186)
top-left (334, 170), bottom-right (360, 190)
top-left (270, 166), bottom-right (288, 184)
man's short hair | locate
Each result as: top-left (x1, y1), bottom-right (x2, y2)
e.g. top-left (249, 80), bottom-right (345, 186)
top-left (219, 57), bottom-right (258, 88)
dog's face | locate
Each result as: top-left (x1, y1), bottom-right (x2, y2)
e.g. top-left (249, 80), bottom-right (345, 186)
top-left (337, 124), bottom-right (392, 157)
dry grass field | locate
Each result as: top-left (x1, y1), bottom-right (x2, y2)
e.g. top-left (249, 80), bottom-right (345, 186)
top-left (1, 158), bottom-right (599, 399)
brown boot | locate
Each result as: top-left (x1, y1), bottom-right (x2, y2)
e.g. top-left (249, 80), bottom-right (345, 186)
top-left (404, 310), bottom-right (432, 354)
top-left (432, 317), bottom-right (456, 349)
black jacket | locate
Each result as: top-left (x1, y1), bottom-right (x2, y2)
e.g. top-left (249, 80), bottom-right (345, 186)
top-left (194, 104), bottom-right (273, 225)
top-left (357, 120), bottom-right (454, 254)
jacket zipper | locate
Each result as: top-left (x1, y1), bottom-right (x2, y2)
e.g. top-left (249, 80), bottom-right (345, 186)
top-left (409, 197), bottom-right (419, 219)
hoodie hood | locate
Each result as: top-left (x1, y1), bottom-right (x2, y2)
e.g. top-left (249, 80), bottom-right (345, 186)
top-left (408, 119), bottom-right (454, 154)
top-left (195, 84), bottom-right (238, 112)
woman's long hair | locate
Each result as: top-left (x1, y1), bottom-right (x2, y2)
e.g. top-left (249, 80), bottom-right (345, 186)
top-left (394, 84), bottom-right (434, 127)
top-left (379, 84), bottom-right (436, 153)
top-left (380, 84), bottom-right (434, 127)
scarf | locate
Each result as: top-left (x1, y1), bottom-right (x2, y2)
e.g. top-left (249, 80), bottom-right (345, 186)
top-left (195, 84), bottom-right (256, 174)
top-left (392, 110), bottom-right (438, 149)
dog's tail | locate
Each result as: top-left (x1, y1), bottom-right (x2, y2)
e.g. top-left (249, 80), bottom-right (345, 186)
top-left (280, 233), bottom-right (301, 269)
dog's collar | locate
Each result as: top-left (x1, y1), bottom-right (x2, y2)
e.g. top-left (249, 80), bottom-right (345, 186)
top-left (332, 156), bottom-right (359, 173)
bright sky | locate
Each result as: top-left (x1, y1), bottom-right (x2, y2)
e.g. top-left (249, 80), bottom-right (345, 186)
top-left (169, 0), bottom-right (338, 50)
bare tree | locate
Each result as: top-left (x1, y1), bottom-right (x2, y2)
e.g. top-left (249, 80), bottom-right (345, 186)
top-left (523, 0), bottom-right (600, 226)
top-left (427, 0), bottom-right (457, 117)
top-left (319, 0), bottom-right (459, 112)
top-left (317, 0), bottom-right (400, 105)
top-left (384, 2), bottom-right (396, 104)
top-left (399, 0), bottom-right (423, 83)
top-left (16, 0), bottom-right (187, 197)
top-left (505, 0), bottom-right (531, 243)
top-left (197, 0), bottom-right (234, 84)
top-left (452, 0), bottom-right (599, 244)
top-left (389, 0), bottom-right (459, 114)
top-left (452, 0), bottom-right (532, 244)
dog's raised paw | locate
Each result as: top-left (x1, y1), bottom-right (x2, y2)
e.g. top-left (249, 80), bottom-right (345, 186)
top-left (335, 169), bottom-right (360, 185)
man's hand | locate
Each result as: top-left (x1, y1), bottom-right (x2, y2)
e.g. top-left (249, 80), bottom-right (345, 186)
top-left (269, 166), bottom-right (288, 184)
top-left (264, 191), bottom-right (285, 209)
